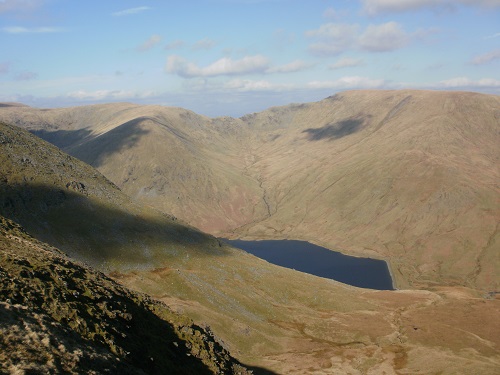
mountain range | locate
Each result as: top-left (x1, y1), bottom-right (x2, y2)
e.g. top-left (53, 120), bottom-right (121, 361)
top-left (0, 90), bottom-right (499, 374)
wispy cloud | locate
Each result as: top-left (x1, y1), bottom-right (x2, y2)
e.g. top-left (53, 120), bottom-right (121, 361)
top-left (306, 23), bottom-right (359, 56)
top-left (112, 6), bottom-right (151, 17)
top-left (165, 55), bottom-right (270, 78)
top-left (470, 49), bottom-right (500, 65)
top-left (15, 71), bottom-right (38, 81)
top-left (485, 32), bottom-right (500, 39)
top-left (192, 38), bottom-right (216, 50)
top-left (137, 34), bottom-right (162, 52)
top-left (273, 29), bottom-right (295, 46)
top-left (306, 22), bottom-right (411, 56)
top-left (224, 79), bottom-right (292, 92)
top-left (0, 62), bottom-right (10, 74)
top-left (358, 22), bottom-right (410, 52)
top-left (164, 40), bottom-right (185, 50)
top-left (322, 6), bottom-right (348, 19)
top-left (2, 26), bottom-right (63, 34)
top-left (307, 76), bottom-right (386, 89)
top-left (0, 0), bottom-right (44, 14)
top-left (438, 76), bottom-right (500, 88)
top-left (362, 0), bottom-right (500, 15)
top-left (329, 57), bottom-right (364, 69)
top-left (164, 39), bottom-right (184, 51)
top-left (267, 60), bottom-right (311, 73)
top-left (66, 89), bottom-right (156, 101)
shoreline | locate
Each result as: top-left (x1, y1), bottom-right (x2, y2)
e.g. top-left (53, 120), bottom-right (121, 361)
top-left (385, 260), bottom-right (398, 290)
top-left (218, 236), bottom-right (399, 291)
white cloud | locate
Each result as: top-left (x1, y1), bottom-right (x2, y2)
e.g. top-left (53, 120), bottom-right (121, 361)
top-left (306, 22), bottom-right (411, 56)
top-left (329, 57), bottom-right (364, 69)
top-left (2, 26), bottom-right (63, 34)
top-left (112, 6), bottom-right (151, 17)
top-left (66, 89), bottom-right (156, 101)
top-left (67, 90), bottom-right (128, 100)
top-left (307, 76), bottom-right (386, 90)
top-left (224, 79), bottom-right (291, 92)
top-left (362, 0), bottom-right (500, 15)
top-left (305, 23), bottom-right (359, 56)
top-left (305, 23), bottom-right (359, 40)
top-left (470, 49), bottom-right (500, 65)
top-left (438, 77), bottom-right (500, 88)
top-left (138, 34), bottom-right (162, 51)
top-left (165, 55), bottom-right (270, 78)
top-left (267, 60), bottom-right (311, 73)
top-left (358, 22), bottom-right (409, 52)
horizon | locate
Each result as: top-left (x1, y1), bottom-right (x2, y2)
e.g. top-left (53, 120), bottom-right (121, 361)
top-left (1, 88), bottom-right (497, 119)
top-left (1, 0), bottom-right (499, 117)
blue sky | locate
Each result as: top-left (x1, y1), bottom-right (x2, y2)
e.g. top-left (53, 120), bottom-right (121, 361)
top-left (1, 0), bottom-right (499, 116)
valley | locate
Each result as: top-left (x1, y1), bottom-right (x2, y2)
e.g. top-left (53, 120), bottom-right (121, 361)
top-left (1, 90), bottom-right (499, 374)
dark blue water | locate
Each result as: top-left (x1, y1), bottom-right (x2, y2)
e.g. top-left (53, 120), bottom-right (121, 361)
top-left (224, 239), bottom-right (393, 290)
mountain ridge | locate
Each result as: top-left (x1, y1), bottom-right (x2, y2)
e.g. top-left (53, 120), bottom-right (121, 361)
top-left (2, 89), bottom-right (497, 290)
top-left (1, 98), bottom-right (500, 374)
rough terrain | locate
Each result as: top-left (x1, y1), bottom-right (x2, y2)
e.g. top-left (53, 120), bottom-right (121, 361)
top-left (0, 215), bottom-right (251, 374)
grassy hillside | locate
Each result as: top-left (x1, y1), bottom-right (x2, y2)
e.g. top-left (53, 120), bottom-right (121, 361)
top-left (2, 90), bottom-right (498, 291)
top-left (0, 104), bottom-right (266, 233)
top-left (1, 110), bottom-right (500, 373)
top-left (231, 90), bottom-right (500, 291)
top-left (0, 120), bottom-right (227, 272)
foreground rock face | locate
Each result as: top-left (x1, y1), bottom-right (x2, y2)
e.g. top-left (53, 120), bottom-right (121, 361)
top-left (0, 216), bottom-right (251, 374)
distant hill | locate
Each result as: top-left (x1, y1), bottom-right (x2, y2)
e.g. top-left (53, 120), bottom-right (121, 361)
top-left (2, 90), bottom-right (498, 291)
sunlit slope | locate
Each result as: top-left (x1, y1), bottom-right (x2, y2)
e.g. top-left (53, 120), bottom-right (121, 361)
top-left (1, 90), bottom-right (498, 291)
top-left (233, 90), bottom-right (500, 291)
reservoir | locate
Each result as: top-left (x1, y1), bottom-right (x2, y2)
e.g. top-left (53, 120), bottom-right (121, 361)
top-left (224, 239), bottom-right (393, 290)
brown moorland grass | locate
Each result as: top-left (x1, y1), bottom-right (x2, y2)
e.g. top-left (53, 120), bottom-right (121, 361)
top-left (1, 90), bottom-right (499, 373)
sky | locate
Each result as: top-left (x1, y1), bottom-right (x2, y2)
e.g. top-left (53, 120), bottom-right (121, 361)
top-left (0, 0), bottom-right (499, 117)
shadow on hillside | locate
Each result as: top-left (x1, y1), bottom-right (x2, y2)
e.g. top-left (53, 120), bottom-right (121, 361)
top-left (31, 128), bottom-right (94, 150)
top-left (0, 182), bottom-right (232, 272)
top-left (1, 234), bottom-right (277, 375)
top-left (302, 118), bottom-right (364, 141)
top-left (32, 118), bottom-right (153, 168)
top-left (72, 118), bottom-right (153, 168)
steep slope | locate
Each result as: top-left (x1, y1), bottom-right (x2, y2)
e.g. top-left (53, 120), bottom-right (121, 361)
top-left (2, 90), bottom-right (498, 292)
top-left (0, 120), bottom-right (227, 272)
top-left (1, 109), bottom-right (500, 374)
top-left (0, 216), bottom-right (251, 374)
top-left (0, 103), bottom-right (266, 233)
top-left (232, 90), bottom-right (500, 291)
